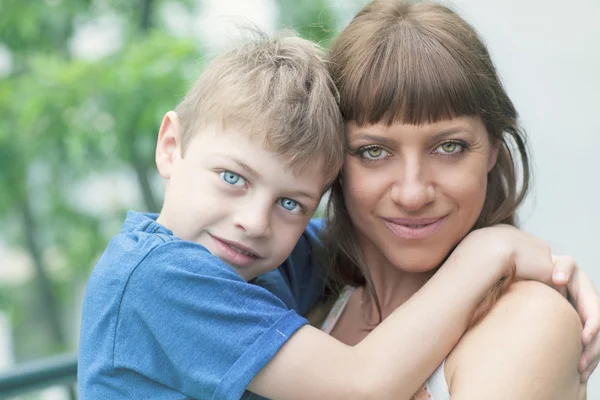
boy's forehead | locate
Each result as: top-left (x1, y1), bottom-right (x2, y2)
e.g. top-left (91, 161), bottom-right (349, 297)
top-left (189, 125), bottom-right (331, 192)
top-left (271, 155), bottom-right (330, 198)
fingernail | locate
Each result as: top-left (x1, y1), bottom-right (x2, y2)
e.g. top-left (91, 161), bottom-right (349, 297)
top-left (553, 272), bottom-right (567, 281)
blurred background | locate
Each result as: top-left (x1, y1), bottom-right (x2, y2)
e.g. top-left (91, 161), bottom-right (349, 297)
top-left (0, 0), bottom-right (598, 398)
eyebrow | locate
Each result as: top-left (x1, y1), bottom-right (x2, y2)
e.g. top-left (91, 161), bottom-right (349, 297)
top-left (351, 126), bottom-right (473, 145)
top-left (234, 159), bottom-right (262, 180)
top-left (286, 190), bottom-right (322, 204)
top-left (429, 127), bottom-right (473, 142)
top-left (350, 133), bottom-right (396, 146)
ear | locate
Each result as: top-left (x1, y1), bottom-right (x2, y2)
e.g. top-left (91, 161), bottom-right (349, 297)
top-left (155, 111), bottom-right (182, 180)
top-left (487, 138), bottom-right (501, 173)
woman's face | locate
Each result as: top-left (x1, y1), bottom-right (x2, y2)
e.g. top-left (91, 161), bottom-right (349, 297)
top-left (343, 116), bottom-right (498, 272)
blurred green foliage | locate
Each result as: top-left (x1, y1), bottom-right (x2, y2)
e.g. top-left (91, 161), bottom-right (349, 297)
top-left (0, 0), bottom-right (344, 364)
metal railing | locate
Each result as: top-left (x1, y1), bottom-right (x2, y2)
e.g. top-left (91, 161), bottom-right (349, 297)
top-left (0, 353), bottom-right (77, 398)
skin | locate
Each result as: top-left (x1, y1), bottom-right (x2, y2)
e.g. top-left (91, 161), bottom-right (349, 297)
top-left (344, 116), bottom-right (497, 274)
top-left (447, 281), bottom-right (583, 399)
top-left (329, 116), bottom-right (584, 398)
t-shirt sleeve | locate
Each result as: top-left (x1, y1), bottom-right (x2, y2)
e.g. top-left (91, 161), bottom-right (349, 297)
top-left (112, 240), bottom-right (307, 400)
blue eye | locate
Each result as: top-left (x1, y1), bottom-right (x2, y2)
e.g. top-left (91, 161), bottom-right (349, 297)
top-left (220, 171), bottom-right (246, 186)
top-left (277, 198), bottom-right (301, 214)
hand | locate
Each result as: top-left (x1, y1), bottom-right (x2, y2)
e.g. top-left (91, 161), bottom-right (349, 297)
top-left (463, 224), bottom-right (554, 283)
top-left (462, 225), bottom-right (600, 381)
top-left (551, 255), bottom-right (600, 382)
top-left (464, 226), bottom-right (600, 381)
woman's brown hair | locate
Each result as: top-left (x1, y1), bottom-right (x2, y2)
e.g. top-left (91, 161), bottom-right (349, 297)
top-left (324, 0), bottom-right (527, 326)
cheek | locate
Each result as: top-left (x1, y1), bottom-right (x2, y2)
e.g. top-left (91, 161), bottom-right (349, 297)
top-left (271, 219), bottom-right (309, 259)
top-left (442, 161), bottom-right (489, 218)
top-left (177, 172), bottom-right (230, 228)
top-left (341, 159), bottom-right (388, 220)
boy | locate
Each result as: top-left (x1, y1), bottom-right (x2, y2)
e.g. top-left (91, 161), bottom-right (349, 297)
top-left (78, 33), bottom-right (600, 399)
top-left (78, 33), bottom-right (343, 399)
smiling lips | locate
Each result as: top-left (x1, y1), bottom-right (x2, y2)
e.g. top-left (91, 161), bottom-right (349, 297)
top-left (209, 234), bottom-right (261, 267)
top-left (383, 216), bottom-right (447, 240)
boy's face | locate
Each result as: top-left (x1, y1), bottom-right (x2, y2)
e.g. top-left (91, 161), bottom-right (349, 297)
top-left (156, 112), bottom-right (328, 281)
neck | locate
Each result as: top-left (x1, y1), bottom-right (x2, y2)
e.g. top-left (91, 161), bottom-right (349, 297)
top-left (358, 236), bottom-right (436, 323)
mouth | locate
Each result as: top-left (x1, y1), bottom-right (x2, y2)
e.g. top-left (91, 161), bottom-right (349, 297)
top-left (208, 234), bottom-right (262, 267)
top-left (382, 215), bottom-right (448, 240)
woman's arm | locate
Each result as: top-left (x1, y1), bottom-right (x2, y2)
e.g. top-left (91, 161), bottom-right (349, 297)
top-left (247, 226), bottom-right (566, 399)
top-left (446, 280), bottom-right (583, 399)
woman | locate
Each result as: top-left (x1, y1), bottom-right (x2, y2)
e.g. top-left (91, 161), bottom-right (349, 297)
top-left (319, 0), bottom-right (587, 398)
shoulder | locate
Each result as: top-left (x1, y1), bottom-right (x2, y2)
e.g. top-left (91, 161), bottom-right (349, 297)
top-left (275, 218), bottom-right (328, 314)
top-left (305, 218), bottom-right (326, 238)
top-left (90, 232), bottom-right (239, 295)
top-left (446, 281), bottom-right (582, 399)
top-left (453, 280), bottom-right (581, 346)
top-left (481, 280), bottom-right (581, 331)
top-left (106, 239), bottom-right (307, 397)
top-left (139, 239), bottom-right (231, 273)
top-left (287, 218), bottom-right (325, 259)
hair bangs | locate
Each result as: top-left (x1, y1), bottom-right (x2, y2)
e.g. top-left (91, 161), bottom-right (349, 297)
top-left (337, 21), bottom-right (491, 127)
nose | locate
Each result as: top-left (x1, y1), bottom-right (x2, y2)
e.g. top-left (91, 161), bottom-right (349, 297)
top-left (390, 156), bottom-right (435, 212)
top-left (233, 198), bottom-right (272, 238)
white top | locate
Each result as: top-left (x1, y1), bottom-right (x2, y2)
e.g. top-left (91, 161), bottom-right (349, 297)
top-left (320, 286), bottom-right (450, 400)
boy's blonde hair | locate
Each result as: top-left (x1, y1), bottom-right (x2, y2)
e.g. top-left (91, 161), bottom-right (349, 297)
top-left (176, 31), bottom-right (345, 183)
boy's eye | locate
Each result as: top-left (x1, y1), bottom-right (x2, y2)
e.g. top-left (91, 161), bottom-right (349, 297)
top-left (277, 198), bottom-right (302, 214)
top-left (434, 141), bottom-right (467, 156)
top-left (220, 171), bottom-right (246, 186)
top-left (358, 146), bottom-right (389, 161)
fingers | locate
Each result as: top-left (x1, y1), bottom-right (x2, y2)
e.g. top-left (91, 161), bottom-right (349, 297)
top-left (579, 319), bottom-right (600, 382)
top-left (583, 311), bottom-right (600, 346)
top-left (580, 330), bottom-right (600, 368)
top-left (579, 343), bottom-right (600, 383)
top-left (574, 271), bottom-right (600, 345)
top-left (552, 255), bottom-right (575, 286)
top-left (580, 363), bottom-right (597, 382)
top-left (573, 265), bottom-right (600, 381)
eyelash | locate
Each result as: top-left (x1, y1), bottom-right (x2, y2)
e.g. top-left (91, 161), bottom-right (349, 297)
top-left (353, 140), bottom-right (469, 162)
top-left (278, 198), bottom-right (308, 216)
top-left (432, 140), bottom-right (469, 156)
top-left (220, 170), bottom-right (248, 188)
top-left (218, 170), bottom-right (308, 215)
top-left (353, 145), bottom-right (390, 162)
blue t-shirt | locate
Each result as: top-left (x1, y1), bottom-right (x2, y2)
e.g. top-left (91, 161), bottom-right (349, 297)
top-left (78, 211), bottom-right (326, 399)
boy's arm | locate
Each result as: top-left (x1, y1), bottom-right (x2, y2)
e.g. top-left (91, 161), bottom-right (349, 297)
top-left (248, 236), bottom-right (507, 399)
top-left (446, 281), bottom-right (582, 400)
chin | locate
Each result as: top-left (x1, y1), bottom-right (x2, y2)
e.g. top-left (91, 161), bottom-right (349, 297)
top-left (388, 248), bottom-right (448, 273)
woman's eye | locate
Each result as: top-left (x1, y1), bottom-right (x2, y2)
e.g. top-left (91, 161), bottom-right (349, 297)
top-left (277, 198), bottom-right (302, 214)
top-left (359, 146), bottom-right (389, 161)
top-left (220, 171), bottom-right (246, 186)
top-left (435, 141), bottom-right (466, 155)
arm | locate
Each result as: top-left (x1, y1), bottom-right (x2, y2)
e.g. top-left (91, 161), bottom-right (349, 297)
top-left (249, 229), bottom-right (519, 399)
top-left (116, 226), bottom-right (597, 399)
top-left (446, 281), bottom-right (583, 400)
top-left (112, 228), bottom-right (508, 399)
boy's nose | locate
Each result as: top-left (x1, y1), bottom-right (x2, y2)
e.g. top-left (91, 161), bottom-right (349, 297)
top-left (233, 203), bottom-right (271, 238)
